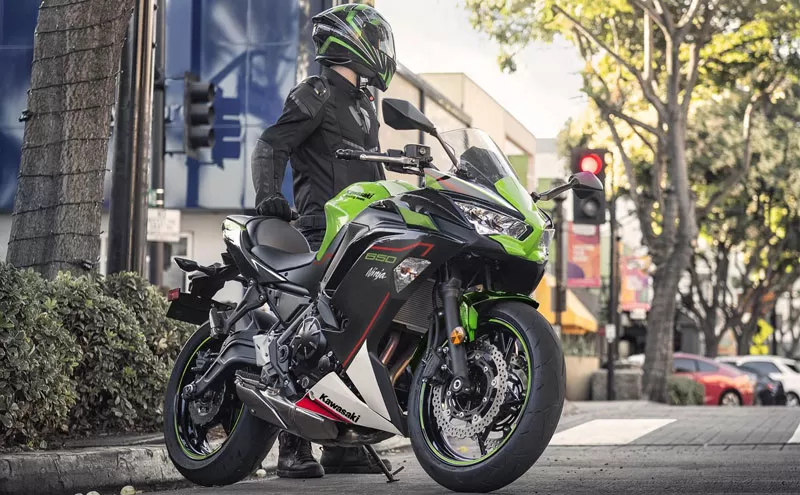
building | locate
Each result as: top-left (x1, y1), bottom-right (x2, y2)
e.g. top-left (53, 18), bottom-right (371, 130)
top-left (0, 0), bottom-right (540, 304)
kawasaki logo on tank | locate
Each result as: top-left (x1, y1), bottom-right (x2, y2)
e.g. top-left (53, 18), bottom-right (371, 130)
top-left (318, 394), bottom-right (361, 423)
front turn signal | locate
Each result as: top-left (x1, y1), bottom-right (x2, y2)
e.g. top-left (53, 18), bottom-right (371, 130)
top-left (450, 326), bottom-right (466, 345)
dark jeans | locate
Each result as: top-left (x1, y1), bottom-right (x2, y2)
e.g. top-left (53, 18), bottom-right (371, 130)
top-left (300, 228), bottom-right (325, 252)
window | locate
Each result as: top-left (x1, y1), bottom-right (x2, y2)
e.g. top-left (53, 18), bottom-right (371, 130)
top-left (740, 364), bottom-right (764, 377)
top-left (696, 360), bottom-right (718, 373)
top-left (784, 362), bottom-right (800, 374)
top-left (673, 358), bottom-right (696, 373)
top-left (745, 361), bottom-right (781, 375)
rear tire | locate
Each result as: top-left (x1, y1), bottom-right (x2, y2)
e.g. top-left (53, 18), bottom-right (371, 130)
top-left (408, 302), bottom-right (565, 492)
top-left (164, 324), bottom-right (278, 486)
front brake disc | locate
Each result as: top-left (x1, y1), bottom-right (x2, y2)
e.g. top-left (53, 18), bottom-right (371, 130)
top-left (431, 340), bottom-right (508, 439)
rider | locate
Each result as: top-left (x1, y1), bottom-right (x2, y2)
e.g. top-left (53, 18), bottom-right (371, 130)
top-left (250, 3), bottom-right (397, 479)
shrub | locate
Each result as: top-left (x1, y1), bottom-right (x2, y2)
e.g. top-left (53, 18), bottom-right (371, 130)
top-left (667, 375), bottom-right (705, 406)
top-left (0, 263), bottom-right (81, 448)
top-left (100, 272), bottom-right (195, 362)
top-left (47, 273), bottom-right (170, 434)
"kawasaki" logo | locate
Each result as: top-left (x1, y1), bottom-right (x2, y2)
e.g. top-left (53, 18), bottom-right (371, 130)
top-left (318, 394), bottom-right (361, 423)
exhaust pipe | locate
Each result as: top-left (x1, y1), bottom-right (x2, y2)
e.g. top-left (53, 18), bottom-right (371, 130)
top-left (235, 376), bottom-right (338, 441)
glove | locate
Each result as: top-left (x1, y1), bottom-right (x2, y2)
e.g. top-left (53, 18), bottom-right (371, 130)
top-left (256, 194), bottom-right (293, 221)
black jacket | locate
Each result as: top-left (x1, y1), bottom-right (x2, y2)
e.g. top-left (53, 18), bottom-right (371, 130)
top-left (251, 67), bottom-right (384, 229)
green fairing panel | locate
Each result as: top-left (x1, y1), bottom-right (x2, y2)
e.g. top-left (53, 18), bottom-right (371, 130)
top-left (316, 180), bottom-right (417, 260)
top-left (493, 176), bottom-right (550, 262)
top-left (460, 291), bottom-right (540, 341)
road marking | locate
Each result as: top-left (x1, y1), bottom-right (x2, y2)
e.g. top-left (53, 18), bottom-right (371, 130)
top-left (788, 421), bottom-right (800, 444)
top-left (550, 419), bottom-right (676, 446)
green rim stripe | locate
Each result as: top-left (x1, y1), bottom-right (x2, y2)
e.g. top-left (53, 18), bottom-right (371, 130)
top-left (173, 336), bottom-right (244, 461)
top-left (420, 318), bottom-right (532, 466)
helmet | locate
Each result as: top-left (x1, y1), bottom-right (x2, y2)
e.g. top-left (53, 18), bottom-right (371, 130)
top-left (312, 4), bottom-right (397, 91)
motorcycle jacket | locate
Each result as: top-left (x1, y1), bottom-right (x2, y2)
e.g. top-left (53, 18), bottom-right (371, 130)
top-left (251, 67), bottom-right (385, 230)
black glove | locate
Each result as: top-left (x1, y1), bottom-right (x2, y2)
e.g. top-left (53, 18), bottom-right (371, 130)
top-left (256, 194), bottom-right (293, 221)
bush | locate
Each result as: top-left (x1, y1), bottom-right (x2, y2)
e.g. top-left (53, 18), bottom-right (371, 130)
top-left (100, 272), bottom-right (195, 362)
top-left (47, 273), bottom-right (170, 434)
top-left (667, 375), bottom-right (705, 406)
top-left (0, 263), bottom-right (81, 448)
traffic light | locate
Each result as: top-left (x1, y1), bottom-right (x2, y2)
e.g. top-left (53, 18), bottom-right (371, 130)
top-left (183, 72), bottom-right (216, 159)
top-left (571, 148), bottom-right (608, 225)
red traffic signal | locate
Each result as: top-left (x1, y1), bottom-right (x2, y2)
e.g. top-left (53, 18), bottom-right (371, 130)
top-left (579, 153), bottom-right (603, 175)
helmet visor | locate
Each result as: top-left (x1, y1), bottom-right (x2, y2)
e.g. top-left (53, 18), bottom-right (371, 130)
top-left (358, 10), bottom-right (395, 60)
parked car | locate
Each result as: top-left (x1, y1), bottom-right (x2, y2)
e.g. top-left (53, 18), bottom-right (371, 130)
top-left (624, 352), bottom-right (755, 406)
top-left (716, 356), bottom-right (800, 407)
top-left (735, 368), bottom-right (787, 406)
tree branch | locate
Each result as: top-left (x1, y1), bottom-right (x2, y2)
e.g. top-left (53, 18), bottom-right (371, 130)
top-left (629, 0), bottom-right (669, 38)
top-left (552, 4), bottom-right (667, 117)
top-left (681, 12), bottom-right (714, 113)
top-left (677, 0), bottom-right (705, 32)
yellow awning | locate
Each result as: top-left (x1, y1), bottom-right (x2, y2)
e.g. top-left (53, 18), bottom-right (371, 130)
top-left (533, 274), bottom-right (598, 335)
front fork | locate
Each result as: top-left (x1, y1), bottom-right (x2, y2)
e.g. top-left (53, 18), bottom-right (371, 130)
top-left (440, 274), bottom-right (472, 393)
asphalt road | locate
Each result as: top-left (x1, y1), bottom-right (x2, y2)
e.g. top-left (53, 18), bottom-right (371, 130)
top-left (147, 404), bottom-right (800, 495)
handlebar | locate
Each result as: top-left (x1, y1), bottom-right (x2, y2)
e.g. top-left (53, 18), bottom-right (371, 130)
top-left (335, 149), bottom-right (418, 166)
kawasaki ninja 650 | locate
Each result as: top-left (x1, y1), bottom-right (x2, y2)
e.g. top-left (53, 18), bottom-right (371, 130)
top-left (163, 98), bottom-right (603, 492)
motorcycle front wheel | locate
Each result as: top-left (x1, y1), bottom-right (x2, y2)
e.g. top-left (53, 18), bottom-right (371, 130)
top-left (408, 301), bottom-right (565, 492)
top-left (163, 323), bottom-right (278, 486)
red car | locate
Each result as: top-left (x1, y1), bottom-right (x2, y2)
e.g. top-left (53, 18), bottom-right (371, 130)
top-left (672, 352), bottom-right (755, 406)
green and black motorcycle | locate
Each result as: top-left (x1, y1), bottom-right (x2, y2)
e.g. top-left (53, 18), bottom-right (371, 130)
top-left (163, 98), bottom-right (603, 492)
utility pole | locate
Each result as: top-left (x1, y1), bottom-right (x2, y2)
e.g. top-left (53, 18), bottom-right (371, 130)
top-left (607, 192), bottom-right (619, 400)
top-left (553, 180), bottom-right (567, 336)
top-left (108, 0), bottom-right (156, 275)
top-left (149, 0), bottom-right (166, 286)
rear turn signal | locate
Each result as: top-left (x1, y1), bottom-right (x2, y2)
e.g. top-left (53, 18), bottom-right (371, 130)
top-left (167, 288), bottom-right (180, 301)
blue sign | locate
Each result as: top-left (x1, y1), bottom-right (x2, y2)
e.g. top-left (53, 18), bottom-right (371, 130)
top-left (0, 0), bottom-right (301, 212)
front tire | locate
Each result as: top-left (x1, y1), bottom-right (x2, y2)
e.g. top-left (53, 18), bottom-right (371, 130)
top-left (163, 324), bottom-right (278, 486)
top-left (408, 302), bottom-right (565, 492)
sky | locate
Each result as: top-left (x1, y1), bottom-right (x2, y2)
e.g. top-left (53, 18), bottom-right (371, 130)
top-left (375, 0), bottom-right (586, 139)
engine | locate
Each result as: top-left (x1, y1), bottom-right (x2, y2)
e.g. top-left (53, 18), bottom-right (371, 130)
top-left (290, 315), bottom-right (328, 366)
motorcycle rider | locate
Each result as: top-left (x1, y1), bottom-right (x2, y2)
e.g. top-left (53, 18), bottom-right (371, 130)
top-left (250, 3), bottom-right (397, 479)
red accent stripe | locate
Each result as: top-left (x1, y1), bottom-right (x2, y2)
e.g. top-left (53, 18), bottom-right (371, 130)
top-left (296, 397), bottom-right (339, 421)
top-left (313, 252), bottom-right (333, 265)
top-left (343, 292), bottom-right (391, 367)
top-left (371, 241), bottom-right (434, 257)
top-left (438, 176), bottom-right (467, 194)
top-left (312, 399), bottom-right (353, 424)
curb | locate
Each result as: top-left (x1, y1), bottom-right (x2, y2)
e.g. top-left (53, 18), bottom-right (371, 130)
top-left (0, 437), bottom-right (412, 495)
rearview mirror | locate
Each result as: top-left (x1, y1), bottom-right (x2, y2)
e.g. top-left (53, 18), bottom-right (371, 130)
top-left (382, 98), bottom-right (436, 135)
top-left (569, 171), bottom-right (604, 199)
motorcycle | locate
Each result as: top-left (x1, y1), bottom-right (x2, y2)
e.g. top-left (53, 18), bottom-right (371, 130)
top-left (162, 97), bottom-right (603, 492)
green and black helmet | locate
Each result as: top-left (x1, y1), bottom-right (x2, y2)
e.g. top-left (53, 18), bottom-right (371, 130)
top-left (312, 4), bottom-right (397, 91)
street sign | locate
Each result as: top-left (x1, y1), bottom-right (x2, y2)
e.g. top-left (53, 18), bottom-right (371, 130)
top-left (605, 323), bottom-right (616, 343)
top-left (147, 209), bottom-right (181, 243)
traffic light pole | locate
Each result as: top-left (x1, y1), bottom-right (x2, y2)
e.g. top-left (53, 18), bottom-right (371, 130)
top-left (108, 0), bottom-right (155, 275)
top-left (149, 0), bottom-right (166, 287)
top-left (553, 192), bottom-right (567, 335)
top-left (607, 192), bottom-right (618, 400)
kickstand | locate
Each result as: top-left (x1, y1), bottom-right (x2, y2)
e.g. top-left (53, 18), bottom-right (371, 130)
top-left (363, 444), bottom-right (403, 483)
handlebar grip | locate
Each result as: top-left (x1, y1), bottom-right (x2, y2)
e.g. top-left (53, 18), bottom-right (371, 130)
top-left (335, 149), bottom-right (357, 160)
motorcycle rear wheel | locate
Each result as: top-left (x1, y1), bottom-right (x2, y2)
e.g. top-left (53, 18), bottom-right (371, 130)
top-left (163, 323), bottom-right (278, 486)
top-left (408, 302), bottom-right (565, 492)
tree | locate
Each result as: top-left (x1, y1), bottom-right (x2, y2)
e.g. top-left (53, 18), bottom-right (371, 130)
top-left (680, 88), bottom-right (800, 356)
top-left (465, 0), bottom-right (800, 400)
top-left (6, 0), bottom-right (136, 279)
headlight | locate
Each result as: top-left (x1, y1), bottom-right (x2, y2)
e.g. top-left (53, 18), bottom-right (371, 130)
top-left (454, 202), bottom-right (529, 239)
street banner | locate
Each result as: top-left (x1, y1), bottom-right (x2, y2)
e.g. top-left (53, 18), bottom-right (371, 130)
top-left (567, 223), bottom-right (601, 288)
top-left (620, 248), bottom-right (651, 311)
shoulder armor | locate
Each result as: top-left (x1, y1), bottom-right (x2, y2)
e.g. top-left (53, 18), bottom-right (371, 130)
top-left (288, 76), bottom-right (330, 117)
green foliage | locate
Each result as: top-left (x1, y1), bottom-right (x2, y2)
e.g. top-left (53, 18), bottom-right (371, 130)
top-left (0, 263), bottom-right (81, 448)
top-left (47, 273), bottom-right (170, 434)
top-left (0, 265), bottom-right (192, 448)
top-left (100, 272), bottom-right (195, 362)
top-left (667, 376), bottom-right (704, 406)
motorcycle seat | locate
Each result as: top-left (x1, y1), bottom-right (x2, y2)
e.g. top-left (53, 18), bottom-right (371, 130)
top-left (245, 217), bottom-right (318, 272)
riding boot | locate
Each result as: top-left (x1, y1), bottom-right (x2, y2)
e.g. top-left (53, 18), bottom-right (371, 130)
top-left (320, 446), bottom-right (392, 474)
top-left (277, 431), bottom-right (324, 478)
